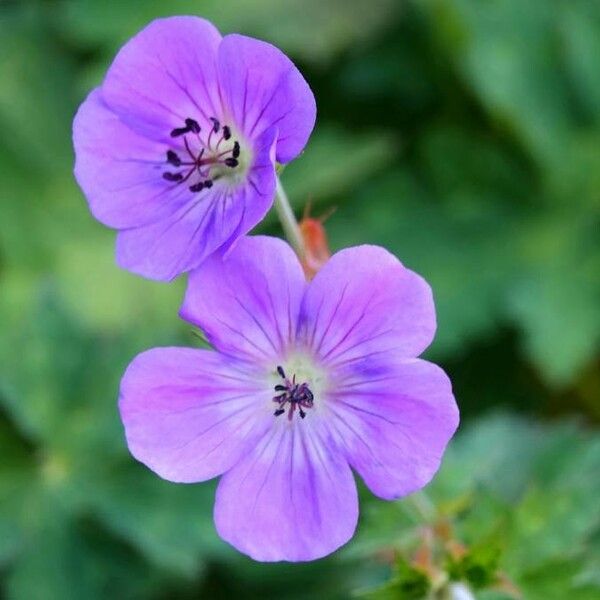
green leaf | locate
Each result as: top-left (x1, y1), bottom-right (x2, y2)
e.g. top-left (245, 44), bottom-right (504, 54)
top-left (518, 559), bottom-right (600, 600)
top-left (433, 414), bottom-right (540, 503)
top-left (80, 462), bottom-right (223, 577)
top-left (60, 0), bottom-right (400, 65)
top-left (417, 126), bottom-right (532, 206)
top-left (5, 504), bottom-right (167, 600)
top-left (0, 11), bottom-right (74, 173)
top-left (0, 417), bottom-right (35, 567)
top-left (447, 538), bottom-right (502, 589)
top-left (506, 213), bottom-right (600, 386)
top-left (425, 0), bottom-right (573, 165)
top-left (559, 1), bottom-right (600, 123)
top-left (358, 556), bottom-right (431, 599)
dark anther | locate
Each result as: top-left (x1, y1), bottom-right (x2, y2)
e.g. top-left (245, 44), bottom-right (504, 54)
top-left (163, 118), bottom-right (238, 194)
top-left (189, 182), bottom-right (205, 193)
top-left (277, 366), bottom-right (286, 379)
top-left (274, 384), bottom-right (286, 392)
top-left (274, 408), bottom-right (285, 417)
top-left (166, 150), bottom-right (181, 166)
top-left (170, 126), bottom-right (189, 138)
top-left (163, 172), bottom-right (183, 182)
top-left (185, 118), bottom-right (201, 134)
top-left (299, 409), bottom-right (306, 419)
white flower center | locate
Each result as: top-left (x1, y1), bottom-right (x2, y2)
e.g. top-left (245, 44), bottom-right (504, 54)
top-left (268, 353), bottom-right (329, 422)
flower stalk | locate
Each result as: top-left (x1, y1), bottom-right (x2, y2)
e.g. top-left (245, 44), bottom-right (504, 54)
top-left (274, 177), bottom-right (306, 260)
top-left (409, 491), bottom-right (437, 522)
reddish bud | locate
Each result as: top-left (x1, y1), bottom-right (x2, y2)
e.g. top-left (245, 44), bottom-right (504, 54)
top-left (299, 203), bottom-right (335, 279)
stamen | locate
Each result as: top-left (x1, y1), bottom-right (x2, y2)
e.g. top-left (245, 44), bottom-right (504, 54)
top-left (170, 126), bottom-right (189, 138)
top-left (166, 150), bottom-right (181, 166)
top-left (163, 172), bottom-right (183, 182)
top-left (162, 116), bottom-right (242, 193)
top-left (185, 118), bottom-right (201, 133)
top-left (272, 365), bottom-right (314, 421)
top-left (183, 137), bottom-right (197, 161)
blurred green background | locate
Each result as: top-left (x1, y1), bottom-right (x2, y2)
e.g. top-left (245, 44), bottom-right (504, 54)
top-left (1, 1), bottom-right (599, 598)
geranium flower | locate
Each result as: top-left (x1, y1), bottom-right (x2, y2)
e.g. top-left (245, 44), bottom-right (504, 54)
top-left (119, 236), bottom-right (459, 561)
top-left (73, 17), bottom-right (316, 280)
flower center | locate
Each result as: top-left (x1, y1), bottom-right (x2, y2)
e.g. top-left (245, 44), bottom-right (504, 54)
top-left (162, 116), bottom-right (246, 193)
top-left (272, 365), bottom-right (315, 421)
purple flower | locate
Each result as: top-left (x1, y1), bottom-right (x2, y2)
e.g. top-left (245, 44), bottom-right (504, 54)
top-left (119, 236), bottom-right (459, 561)
top-left (73, 17), bottom-right (316, 281)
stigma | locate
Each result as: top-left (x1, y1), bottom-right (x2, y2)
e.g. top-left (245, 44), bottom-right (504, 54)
top-left (162, 116), bottom-right (242, 193)
top-left (272, 365), bottom-right (314, 421)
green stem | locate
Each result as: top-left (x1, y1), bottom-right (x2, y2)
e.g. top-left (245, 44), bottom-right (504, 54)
top-left (401, 490), bottom-right (437, 525)
top-left (407, 491), bottom-right (437, 523)
top-left (274, 177), bottom-right (305, 259)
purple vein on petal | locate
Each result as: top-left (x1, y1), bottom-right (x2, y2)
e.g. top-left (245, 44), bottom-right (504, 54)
top-left (156, 51), bottom-right (216, 124)
top-left (319, 290), bottom-right (377, 359)
top-left (327, 407), bottom-right (391, 473)
top-left (167, 402), bottom-right (256, 456)
top-left (241, 70), bottom-right (250, 131)
top-left (321, 326), bottom-right (398, 364)
top-left (211, 314), bottom-right (273, 358)
top-left (247, 69), bottom-right (291, 137)
top-left (233, 295), bottom-right (280, 356)
top-left (249, 427), bottom-right (286, 517)
top-left (329, 397), bottom-right (400, 425)
top-left (138, 391), bottom-right (258, 415)
top-left (312, 283), bottom-right (350, 354)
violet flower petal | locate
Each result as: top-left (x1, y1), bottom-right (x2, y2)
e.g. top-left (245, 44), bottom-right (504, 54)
top-left (181, 235), bottom-right (306, 362)
top-left (218, 34), bottom-right (316, 164)
top-left (214, 423), bottom-right (358, 561)
top-left (101, 16), bottom-right (223, 138)
top-left (329, 353), bottom-right (459, 499)
top-left (298, 245), bottom-right (436, 364)
top-left (119, 347), bottom-right (271, 483)
top-left (73, 89), bottom-right (191, 229)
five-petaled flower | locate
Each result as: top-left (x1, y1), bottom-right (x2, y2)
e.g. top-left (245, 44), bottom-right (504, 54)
top-left (73, 17), bottom-right (316, 281)
top-left (119, 236), bottom-right (459, 561)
